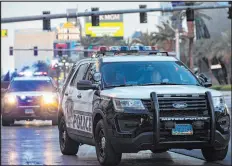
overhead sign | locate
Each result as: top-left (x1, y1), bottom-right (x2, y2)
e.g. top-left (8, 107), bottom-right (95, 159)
top-left (1, 29), bottom-right (8, 37)
top-left (85, 14), bottom-right (124, 38)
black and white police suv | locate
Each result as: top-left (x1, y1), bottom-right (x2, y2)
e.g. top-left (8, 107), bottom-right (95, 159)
top-left (58, 50), bottom-right (230, 166)
top-left (2, 76), bottom-right (59, 126)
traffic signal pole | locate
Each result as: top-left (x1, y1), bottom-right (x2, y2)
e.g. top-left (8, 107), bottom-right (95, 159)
top-left (1, 4), bottom-right (231, 23)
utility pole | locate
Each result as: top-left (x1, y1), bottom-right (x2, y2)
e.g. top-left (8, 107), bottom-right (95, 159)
top-left (186, 2), bottom-right (195, 70)
top-left (175, 28), bottom-right (180, 60)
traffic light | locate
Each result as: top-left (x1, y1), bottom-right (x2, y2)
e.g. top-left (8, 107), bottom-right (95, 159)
top-left (139, 5), bottom-right (147, 23)
top-left (9, 47), bottom-right (13, 56)
top-left (43, 11), bottom-right (51, 31)
top-left (91, 7), bottom-right (99, 26)
top-left (186, 2), bottom-right (194, 21)
top-left (34, 46), bottom-right (38, 56)
top-left (228, 2), bottom-right (232, 19)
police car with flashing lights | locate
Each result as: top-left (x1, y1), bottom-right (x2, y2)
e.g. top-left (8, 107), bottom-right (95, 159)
top-left (2, 76), bottom-right (59, 126)
top-left (58, 50), bottom-right (230, 166)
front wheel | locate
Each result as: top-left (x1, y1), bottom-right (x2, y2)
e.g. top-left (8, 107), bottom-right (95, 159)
top-left (95, 120), bottom-right (122, 166)
top-left (52, 117), bottom-right (58, 125)
top-left (201, 145), bottom-right (228, 161)
top-left (2, 117), bottom-right (14, 126)
top-left (151, 149), bottom-right (168, 153)
top-left (59, 116), bottom-right (80, 155)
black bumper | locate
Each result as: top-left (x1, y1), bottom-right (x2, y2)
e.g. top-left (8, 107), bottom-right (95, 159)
top-left (104, 91), bottom-right (230, 153)
top-left (109, 129), bottom-right (230, 153)
top-left (2, 105), bottom-right (58, 120)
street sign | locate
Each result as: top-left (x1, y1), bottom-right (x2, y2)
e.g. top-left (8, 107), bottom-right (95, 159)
top-left (1, 29), bottom-right (8, 37)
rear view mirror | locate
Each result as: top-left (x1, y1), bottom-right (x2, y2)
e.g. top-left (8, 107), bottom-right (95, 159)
top-left (76, 80), bottom-right (98, 90)
top-left (198, 73), bottom-right (212, 87)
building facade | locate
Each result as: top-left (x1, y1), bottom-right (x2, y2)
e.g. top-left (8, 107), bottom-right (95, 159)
top-left (13, 29), bottom-right (56, 71)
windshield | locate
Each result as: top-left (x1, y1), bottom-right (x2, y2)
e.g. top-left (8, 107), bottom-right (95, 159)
top-left (9, 80), bottom-right (55, 92)
top-left (101, 61), bottom-right (200, 88)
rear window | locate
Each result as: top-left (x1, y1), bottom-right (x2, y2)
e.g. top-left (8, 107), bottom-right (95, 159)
top-left (9, 80), bottom-right (55, 92)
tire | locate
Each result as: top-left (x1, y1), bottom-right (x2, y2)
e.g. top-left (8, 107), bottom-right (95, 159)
top-left (95, 120), bottom-right (122, 166)
top-left (2, 117), bottom-right (13, 126)
top-left (59, 116), bottom-right (80, 155)
top-left (52, 117), bottom-right (58, 125)
top-left (201, 145), bottom-right (228, 161)
top-left (151, 149), bottom-right (168, 153)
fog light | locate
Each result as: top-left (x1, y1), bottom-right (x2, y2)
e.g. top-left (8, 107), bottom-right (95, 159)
top-left (20, 95), bottom-right (26, 100)
top-left (193, 121), bottom-right (204, 129)
top-left (164, 121), bottom-right (175, 129)
top-left (217, 115), bottom-right (230, 132)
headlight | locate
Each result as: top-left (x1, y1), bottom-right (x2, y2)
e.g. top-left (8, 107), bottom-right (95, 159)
top-left (113, 98), bottom-right (145, 112)
top-left (5, 94), bottom-right (17, 105)
top-left (43, 93), bottom-right (57, 104)
top-left (212, 96), bottom-right (225, 112)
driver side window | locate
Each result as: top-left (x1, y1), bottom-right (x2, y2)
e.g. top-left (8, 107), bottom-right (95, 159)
top-left (85, 63), bottom-right (98, 84)
top-left (70, 63), bottom-right (89, 87)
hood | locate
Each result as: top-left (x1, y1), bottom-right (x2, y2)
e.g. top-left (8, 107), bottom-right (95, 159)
top-left (7, 91), bottom-right (57, 97)
top-left (101, 85), bottom-right (222, 99)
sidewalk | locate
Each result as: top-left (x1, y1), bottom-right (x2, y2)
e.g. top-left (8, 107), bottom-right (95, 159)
top-left (221, 91), bottom-right (231, 96)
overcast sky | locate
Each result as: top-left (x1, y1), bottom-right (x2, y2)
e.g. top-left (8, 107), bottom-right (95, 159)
top-left (1, 2), bottom-right (164, 74)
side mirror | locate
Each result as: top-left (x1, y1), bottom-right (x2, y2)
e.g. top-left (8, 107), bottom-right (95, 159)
top-left (76, 80), bottom-right (98, 90)
top-left (198, 73), bottom-right (212, 87)
top-left (93, 72), bottom-right (101, 82)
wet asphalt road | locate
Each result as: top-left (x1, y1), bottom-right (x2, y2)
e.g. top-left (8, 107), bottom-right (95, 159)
top-left (1, 122), bottom-right (229, 166)
top-left (1, 92), bottom-right (231, 165)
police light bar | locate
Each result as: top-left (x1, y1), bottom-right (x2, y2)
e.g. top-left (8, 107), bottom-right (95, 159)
top-left (34, 72), bottom-right (48, 76)
top-left (19, 71), bottom-right (33, 77)
top-left (120, 46), bottom-right (129, 51)
top-left (94, 50), bottom-right (169, 57)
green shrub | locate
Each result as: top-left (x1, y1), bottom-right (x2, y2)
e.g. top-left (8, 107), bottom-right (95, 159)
top-left (211, 85), bottom-right (231, 91)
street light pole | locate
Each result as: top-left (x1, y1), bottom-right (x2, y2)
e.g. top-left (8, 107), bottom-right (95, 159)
top-left (175, 28), bottom-right (180, 60)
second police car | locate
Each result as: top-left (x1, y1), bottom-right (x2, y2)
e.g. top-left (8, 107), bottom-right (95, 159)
top-left (2, 73), bottom-right (59, 126)
top-left (58, 50), bottom-right (230, 166)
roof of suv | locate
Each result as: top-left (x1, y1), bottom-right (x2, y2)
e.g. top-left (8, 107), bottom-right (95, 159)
top-left (13, 76), bottom-right (51, 81)
top-left (101, 55), bottom-right (178, 63)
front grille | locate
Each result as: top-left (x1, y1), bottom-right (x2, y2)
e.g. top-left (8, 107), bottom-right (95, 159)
top-left (17, 96), bottom-right (42, 106)
top-left (142, 94), bottom-right (209, 117)
top-left (142, 93), bottom-right (210, 142)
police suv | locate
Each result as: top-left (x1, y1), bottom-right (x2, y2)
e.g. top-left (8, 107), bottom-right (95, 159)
top-left (2, 75), bottom-right (59, 126)
top-left (58, 51), bottom-right (230, 166)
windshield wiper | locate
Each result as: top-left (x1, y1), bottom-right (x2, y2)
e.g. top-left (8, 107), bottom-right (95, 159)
top-left (105, 84), bottom-right (136, 88)
top-left (139, 82), bottom-right (183, 86)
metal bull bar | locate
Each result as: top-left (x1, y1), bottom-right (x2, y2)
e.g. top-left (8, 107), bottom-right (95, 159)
top-left (150, 91), bottom-right (216, 148)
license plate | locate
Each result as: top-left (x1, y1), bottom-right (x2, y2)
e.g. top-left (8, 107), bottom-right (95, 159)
top-left (25, 109), bottom-right (34, 114)
top-left (172, 124), bottom-right (193, 135)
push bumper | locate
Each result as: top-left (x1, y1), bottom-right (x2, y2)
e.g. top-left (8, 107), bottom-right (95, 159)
top-left (109, 129), bottom-right (230, 153)
top-left (107, 91), bottom-right (230, 153)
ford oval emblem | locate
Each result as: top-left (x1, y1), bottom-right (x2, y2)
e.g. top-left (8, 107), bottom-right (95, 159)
top-left (172, 102), bottom-right (188, 109)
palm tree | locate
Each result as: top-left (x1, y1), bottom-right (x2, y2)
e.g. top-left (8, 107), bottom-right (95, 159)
top-left (131, 30), bottom-right (156, 46)
top-left (210, 30), bottom-right (231, 84)
top-left (33, 60), bottom-right (49, 72)
top-left (80, 36), bottom-right (97, 47)
top-left (171, 2), bottom-right (212, 40)
top-left (172, 2), bottom-right (212, 69)
top-left (20, 66), bottom-right (30, 72)
top-left (96, 35), bottom-right (117, 46)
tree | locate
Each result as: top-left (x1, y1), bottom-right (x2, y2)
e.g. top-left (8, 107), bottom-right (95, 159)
top-left (80, 36), bottom-right (97, 47)
top-left (171, 2), bottom-right (212, 69)
top-left (131, 30), bottom-right (156, 46)
top-left (20, 66), bottom-right (30, 72)
top-left (96, 35), bottom-right (117, 46)
top-left (33, 60), bottom-right (49, 72)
